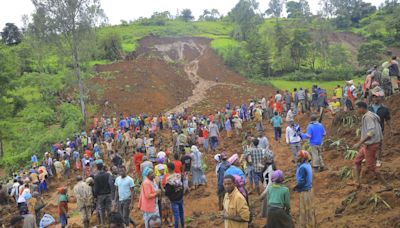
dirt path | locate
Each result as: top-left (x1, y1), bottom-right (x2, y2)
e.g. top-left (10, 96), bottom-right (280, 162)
top-left (153, 40), bottom-right (240, 114)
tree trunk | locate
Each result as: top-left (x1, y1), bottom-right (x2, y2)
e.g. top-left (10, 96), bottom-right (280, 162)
top-left (72, 31), bottom-right (86, 126)
top-left (0, 136), bottom-right (3, 158)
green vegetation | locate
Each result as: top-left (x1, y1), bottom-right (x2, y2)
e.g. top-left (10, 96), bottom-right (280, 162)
top-left (98, 20), bottom-right (233, 52)
top-left (265, 79), bottom-right (364, 96)
top-left (1, 0), bottom-right (400, 171)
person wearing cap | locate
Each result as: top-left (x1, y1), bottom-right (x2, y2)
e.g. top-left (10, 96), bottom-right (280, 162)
top-left (93, 159), bottom-right (113, 226)
top-left (217, 152), bottom-right (230, 210)
top-left (353, 101), bottom-right (392, 191)
top-left (72, 176), bottom-right (93, 228)
top-left (305, 114), bottom-right (326, 172)
top-left (286, 121), bottom-right (302, 164)
top-left (263, 170), bottom-right (294, 228)
top-left (138, 167), bottom-right (161, 228)
top-left (114, 165), bottom-right (135, 226)
top-left (293, 150), bottom-right (316, 228)
top-left (222, 175), bottom-right (250, 228)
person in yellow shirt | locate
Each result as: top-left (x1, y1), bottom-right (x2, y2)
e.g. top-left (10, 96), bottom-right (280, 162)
top-left (329, 97), bottom-right (341, 115)
top-left (223, 175), bottom-right (250, 228)
top-left (334, 85), bottom-right (343, 104)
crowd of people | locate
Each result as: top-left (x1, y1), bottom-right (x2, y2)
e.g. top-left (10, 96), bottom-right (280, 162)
top-left (2, 56), bottom-right (398, 228)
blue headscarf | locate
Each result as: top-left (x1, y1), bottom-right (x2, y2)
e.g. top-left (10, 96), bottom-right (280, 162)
top-left (142, 167), bottom-right (153, 178)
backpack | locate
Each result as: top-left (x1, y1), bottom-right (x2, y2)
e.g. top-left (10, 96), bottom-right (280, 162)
top-left (389, 63), bottom-right (400, 77)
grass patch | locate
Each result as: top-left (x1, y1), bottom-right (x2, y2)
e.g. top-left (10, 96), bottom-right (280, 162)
top-left (266, 79), bottom-right (364, 97)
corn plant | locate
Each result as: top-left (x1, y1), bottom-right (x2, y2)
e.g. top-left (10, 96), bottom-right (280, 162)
top-left (339, 166), bottom-right (352, 179)
top-left (368, 193), bottom-right (392, 210)
top-left (345, 148), bottom-right (358, 160)
top-left (343, 192), bottom-right (357, 205)
top-left (329, 139), bottom-right (344, 152)
top-left (342, 115), bottom-right (358, 128)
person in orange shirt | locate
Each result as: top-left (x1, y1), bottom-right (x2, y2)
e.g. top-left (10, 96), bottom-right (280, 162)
top-left (275, 100), bottom-right (283, 115)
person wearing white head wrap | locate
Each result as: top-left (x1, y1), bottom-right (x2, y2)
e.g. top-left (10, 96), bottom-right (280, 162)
top-left (191, 146), bottom-right (206, 188)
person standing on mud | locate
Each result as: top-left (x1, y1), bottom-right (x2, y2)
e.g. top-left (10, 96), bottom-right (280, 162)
top-left (114, 165), bottom-right (135, 226)
top-left (305, 114), bottom-right (326, 172)
top-left (94, 160), bottom-right (113, 226)
top-left (209, 120), bottom-right (220, 152)
top-left (217, 152), bottom-right (230, 210)
top-left (353, 102), bottom-right (392, 191)
top-left (293, 150), bottom-right (316, 228)
top-left (286, 121), bottom-right (302, 164)
top-left (222, 175), bottom-right (250, 228)
top-left (244, 138), bottom-right (270, 195)
top-left (73, 176), bottom-right (93, 228)
top-left (164, 163), bottom-right (185, 228)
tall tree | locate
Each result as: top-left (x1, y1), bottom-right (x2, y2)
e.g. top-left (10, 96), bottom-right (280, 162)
top-left (357, 40), bottom-right (386, 69)
top-left (229, 0), bottom-right (262, 41)
top-left (266, 0), bottom-right (286, 18)
top-left (1, 23), bottom-right (23, 45)
top-left (199, 9), bottom-right (220, 21)
top-left (31, 0), bottom-right (106, 125)
top-left (286, 0), bottom-right (311, 18)
top-left (290, 29), bottom-right (311, 69)
top-left (180, 9), bottom-right (194, 22)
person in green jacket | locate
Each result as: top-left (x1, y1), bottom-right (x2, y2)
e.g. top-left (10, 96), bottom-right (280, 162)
top-left (266, 170), bottom-right (294, 228)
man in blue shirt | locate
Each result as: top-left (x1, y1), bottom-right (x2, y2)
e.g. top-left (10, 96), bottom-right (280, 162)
top-left (294, 150), bottom-right (316, 228)
top-left (114, 166), bottom-right (135, 226)
top-left (306, 114), bottom-right (326, 172)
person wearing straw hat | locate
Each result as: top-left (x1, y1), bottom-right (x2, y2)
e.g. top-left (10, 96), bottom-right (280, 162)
top-left (293, 150), bottom-right (316, 228)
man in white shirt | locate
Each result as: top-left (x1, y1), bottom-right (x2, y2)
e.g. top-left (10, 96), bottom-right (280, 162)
top-left (286, 121), bottom-right (302, 164)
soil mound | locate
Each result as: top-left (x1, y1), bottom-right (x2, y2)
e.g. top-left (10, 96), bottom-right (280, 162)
top-left (89, 36), bottom-right (273, 115)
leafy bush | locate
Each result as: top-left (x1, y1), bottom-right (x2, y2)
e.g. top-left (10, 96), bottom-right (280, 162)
top-left (60, 102), bottom-right (83, 128)
top-left (357, 40), bottom-right (386, 69)
top-left (99, 32), bottom-right (123, 60)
